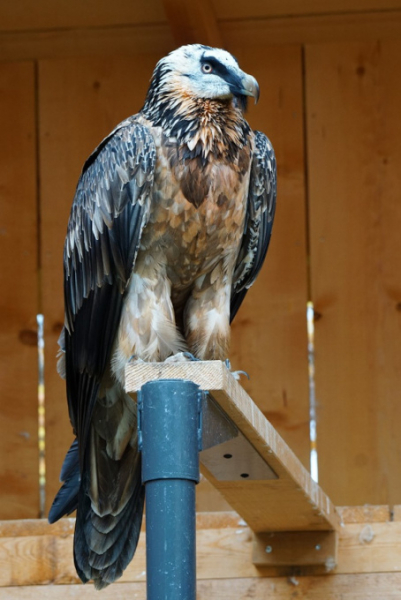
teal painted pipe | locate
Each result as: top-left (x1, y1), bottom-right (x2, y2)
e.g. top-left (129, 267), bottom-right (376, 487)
top-left (138, 379), bottom-right (201, 600)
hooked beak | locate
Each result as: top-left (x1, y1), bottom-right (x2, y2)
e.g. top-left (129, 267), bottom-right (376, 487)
top-left (239, 73), bottom-right (260, 104)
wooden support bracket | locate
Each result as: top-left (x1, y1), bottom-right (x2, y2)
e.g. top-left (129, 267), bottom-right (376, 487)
top-left (253, 530), bottom-right (338, 568)
top-left (125, 360), bottom-right (341, 568)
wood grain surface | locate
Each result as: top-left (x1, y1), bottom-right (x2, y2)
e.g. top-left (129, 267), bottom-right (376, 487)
top-left (126, 361), bottom-right (339, 532)
top-left (0, 508), bottom-right (400, 596)
top-left (0, 62), bottom-right (39, 519)
top-left (306, 41), bottom-right (401, 505)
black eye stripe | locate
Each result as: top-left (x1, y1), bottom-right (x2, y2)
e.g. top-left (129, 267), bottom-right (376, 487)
top-left (200, 56), bottom-right (231, 78)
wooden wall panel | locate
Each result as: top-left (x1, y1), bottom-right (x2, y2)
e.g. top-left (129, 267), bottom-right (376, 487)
top-left (214, 0), bottom-right (401, 20)
top-left (2, 0), bottom-right (401, 35)
top-left (39, 52), bottom-right (170, 515)
top-left (0, 0), bottom-right (164, 33)
top-left (306, 41), bottom-right (401, 505)
top-left (2, 509), bottom-right (401, 598)
top-left (0, 62), bottom-right (39, 517)
top-left (4, 15), bottom-right (401, 64)
top-left (229, 45), bottom-right (310, 469)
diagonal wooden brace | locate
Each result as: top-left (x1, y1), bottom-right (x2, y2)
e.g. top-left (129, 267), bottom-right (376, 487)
top-left (126, 360), bottom-right (341, 570)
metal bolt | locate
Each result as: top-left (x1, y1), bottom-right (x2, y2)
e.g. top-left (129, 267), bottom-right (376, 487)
top-left (315, 544), bottom-right (321, 551)
top-left (265, 545), bottom-right (273, 553)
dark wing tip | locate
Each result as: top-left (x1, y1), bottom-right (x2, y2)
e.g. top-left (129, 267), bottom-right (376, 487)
top-left (230, 131), bottom-right (277, 321)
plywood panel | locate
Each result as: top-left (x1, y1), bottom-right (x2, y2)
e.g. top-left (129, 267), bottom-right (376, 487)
top-left (0, 62), bottom-right (39, 518)
top-left (229, 45), bottom-right (310, 469)
top-left (39, 53), bottom-right (167, 515)
top-left (306, 42), bottom-right (401, 505)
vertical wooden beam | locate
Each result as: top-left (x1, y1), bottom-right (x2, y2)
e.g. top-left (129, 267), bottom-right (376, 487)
top-left (0, 62), bottom-right (39, 518)
top-left (306, 41), bottom-right (401, 504)
top-left (162, 0), bottom-right (223, 47)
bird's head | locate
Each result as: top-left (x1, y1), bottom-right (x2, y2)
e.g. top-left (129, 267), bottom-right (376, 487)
top-left (143, 44), bottom-right (260, 114)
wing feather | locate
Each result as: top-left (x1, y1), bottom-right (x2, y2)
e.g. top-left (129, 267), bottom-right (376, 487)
top-left (230, 131), bottom-right (277, 321)
top-left (63, 119), bottom-right (156, 467)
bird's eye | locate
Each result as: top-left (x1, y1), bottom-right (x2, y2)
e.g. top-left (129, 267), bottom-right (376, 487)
top-left (202, 63), bottom-right (213, 74)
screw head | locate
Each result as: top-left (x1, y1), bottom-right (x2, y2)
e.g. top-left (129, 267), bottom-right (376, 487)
top-left (265, 545), bottom-right (273, 553)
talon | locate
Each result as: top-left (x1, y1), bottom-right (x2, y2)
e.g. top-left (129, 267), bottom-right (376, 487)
top-left (182, 352), bottom-right (201, 362)
top-left (231, 369), bottom-right (250, 381)
top-left (129, 355), bottom-right (145, 363)
top-left (164, 352), bottom-right (200, 363)
top-left (224, 359), bottom-right (250, 381)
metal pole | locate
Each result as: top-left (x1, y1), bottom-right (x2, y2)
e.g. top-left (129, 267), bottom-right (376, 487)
top-left (138, 379), bottom-right (201, 600)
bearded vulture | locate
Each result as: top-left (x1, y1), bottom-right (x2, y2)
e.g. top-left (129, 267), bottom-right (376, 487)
top-left (49, 44), bottom-right (277, 588)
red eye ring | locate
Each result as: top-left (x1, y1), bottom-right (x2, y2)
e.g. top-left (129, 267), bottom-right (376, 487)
top-left (202, 63), bottom-right (213, 74)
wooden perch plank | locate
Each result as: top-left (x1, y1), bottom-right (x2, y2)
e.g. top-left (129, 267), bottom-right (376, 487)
top-left (125, 361), bottom-right (340, 533)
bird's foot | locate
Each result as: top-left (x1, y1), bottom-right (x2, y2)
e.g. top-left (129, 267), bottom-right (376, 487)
top-left (164, 352), bottom-right (201, 363)
top-left (163, 354), bottom-right (250, 381)
top-left (224, 359), bottom-right (250, 382)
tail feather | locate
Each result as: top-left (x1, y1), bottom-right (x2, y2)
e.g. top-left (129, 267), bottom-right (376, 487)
top-left (92, 493), bottom-right (144, 589)
top-left (73, 491), bottom-right (91, 583)
top-left (48, 438), bottom-right (80, 524)
top-left (88, 487), bottom-right (144, 570)
top-left (75, 386), bottom-right (144, 588)
top-left (73, 462), bottom-right (144, 588)
top-left (49, 384), bottom-right (144, 589)
top-left (85, 492), bottom-right (135, 556)
top-left (90, 511), bottom-right (123, 534)
top-left (60, 438), bottom-right (79, 481)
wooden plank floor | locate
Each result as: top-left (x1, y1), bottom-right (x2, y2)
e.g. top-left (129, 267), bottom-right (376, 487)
top-left (0, 508), bottom-right (400, 598)
top-left (2, 575), bottom-right (401, 600)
